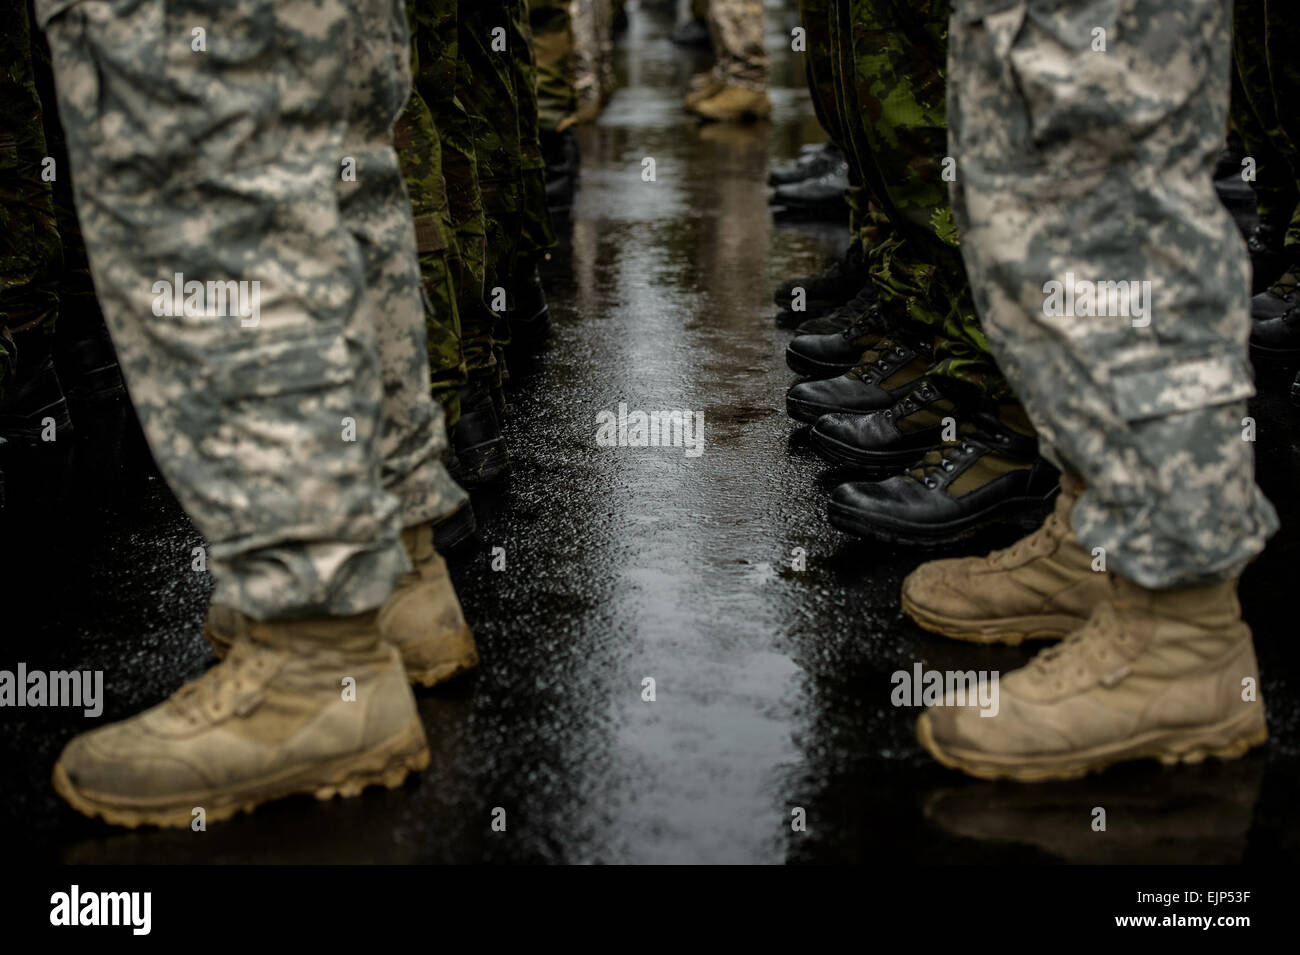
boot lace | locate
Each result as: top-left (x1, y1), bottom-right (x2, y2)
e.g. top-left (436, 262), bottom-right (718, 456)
top-left (903, 435), bottom-right (978, 489)
top-left (167, 641), bottom-right (274, 725)
top-left (985, 507), bottom-right (1066, 569)
top-left (1266, 267), bottom-right (1300, 301)
top-left (831, 293), bottom-right (881, 337)
top-left (1024, 602), bottom-right (1133, 690)
top-left (847, 337), bottom-right (911, 381)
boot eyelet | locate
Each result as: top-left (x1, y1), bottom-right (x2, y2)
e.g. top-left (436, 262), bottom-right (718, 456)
top-left (942, 462), bottom-right (953, 472)
top-left (924, 478), bottom-right (937, 489)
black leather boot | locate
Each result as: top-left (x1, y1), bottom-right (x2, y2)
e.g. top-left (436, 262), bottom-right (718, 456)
top-left (770, 159), bottom-right (849, 220)
top-left (828, 412), bottom-right (1058, 544)
top-left (1249, 265), bottom-right (1300, 357)
top-left (811, 376), bottom-right (968, 473)
top-left (768, 142), bottom-right (845, 187)
top-left (786, 337), bottom-right (929, 423)
top-left (773, 243), bottom-right (867, 315)
top-left (0, 334), bottom-right (75, 507)
top-left (449, 376), bottom-right (509, 486)
top-left (509, 259), bottom-right (551, 351)
top-left (785, 298), bottom-right (891, 378)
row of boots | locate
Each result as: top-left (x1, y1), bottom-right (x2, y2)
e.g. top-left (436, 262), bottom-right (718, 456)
top-left (774, 243), bottom-right (1267, 782)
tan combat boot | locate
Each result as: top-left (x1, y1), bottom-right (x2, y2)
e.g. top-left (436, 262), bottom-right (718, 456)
top-left (683, 70), bottom-right (724, 110)
top-left (901, 474), bottom-right (1105, 644)
top-left (53, 611), bottom-right (430, 827)
top-left (916, 576), bottom-right (1268, 781)
top-left (690, 84), bottom-right (771, 122)
top-left (204, 522), bottom-right (478, 687)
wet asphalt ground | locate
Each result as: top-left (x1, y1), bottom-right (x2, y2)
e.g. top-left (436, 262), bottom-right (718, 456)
top-left (3, 1), bottom-right (1299, 865)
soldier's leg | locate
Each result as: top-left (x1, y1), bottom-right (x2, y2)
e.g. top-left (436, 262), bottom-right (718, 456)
top-left (0, 0), bottom-right (59, 396)
top-left (396, 90), bottom-right (467, 427)
top-left (0, 0), bottom-right (69, 504)
top-left (512, 0), bottom-right (557, 349)
top-left (811, 0), bottom-right (1053, 545)
top-left (770, 0), bottom-right (870, 317)
top-left (443, 0), bottom-right (515, 484)
top-left (1232, 11), bottom-right (1294, 293)
top-left (530, 0), bottom-right (578, 134)
top-left (335, 0), bottom-right (477, 680)
top-left (690, 0), bottom-right (770, 122)
top-left (799, 0), bottom-right (843, 147)
top-left (570, 0), bottom-right (602, 122)
top-left (594, 0), bottom-right (615, 103)
top-left (400, 1), bottom-right (468, 428)
top-left (459, 0), bottom-right (521, 382)
top-left (338, 0), bottom-right (467, 533)
top-left (915, 0), bottom-right (1275, 780)
top-left (1241, 0), bottom-right (1300, 354)
top-left (42, 0), bottom-right (430, 826)
top-left (531, 0), bottom-right (578, 214)
top-left (28, 3), bottom-right (130, 500)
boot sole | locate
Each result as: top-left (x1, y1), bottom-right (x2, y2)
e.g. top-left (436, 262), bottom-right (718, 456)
top-left (783, 345), bottom-right (856, 377)
top-left (899, 591), bottom-right (1077, 646)
top-left (51, 718), bottom-right (430, 829)
top-left (916, 708), bottom-right (1267, 783)
top-left (811, 428), bottom-right (935, 474)
top-left (828, 492), bottom-right (1053, 545)
top-left (786, 394), bottom-right (876, 425)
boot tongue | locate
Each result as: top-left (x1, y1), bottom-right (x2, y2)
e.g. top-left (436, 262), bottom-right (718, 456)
top-left (904, 419), bottom-right (980, 482)
top-left (401, 523), bottom-right (435, 564)
top-left (164, 640), bottom-right (279, 723)
top-left (246, 611), bottom-right (385, 656)
top-left (849, 339), bottom-right (893, 376)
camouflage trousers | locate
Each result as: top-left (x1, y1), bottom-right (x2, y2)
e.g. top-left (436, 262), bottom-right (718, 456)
top-left (0, 0), bottom-right (58, 396)
top-left (571, 0), bottom-right (615, 109)
top-left (831, 0), bottom-right (1009, 399)
top-left (400, 0), bottom-right (472, 425)
top-left (797, 0), bottom-right (843, 154)
top-left (706, 0), bottom-right (768, 91)
top-left (949, 0), bottom-right (1278, 587)
top-left (516, 0), bottom-right (557, 264)
top-left (38, 0), bottom-right (466, 618)
top-left (1232, 0), bottom-right (1300, 259)
top-left (0, 0), bottom-right (96, 399)
top-left (459, 0), bottom-right (523, 383)
top-left (530, 0), bottom-right (577, 133)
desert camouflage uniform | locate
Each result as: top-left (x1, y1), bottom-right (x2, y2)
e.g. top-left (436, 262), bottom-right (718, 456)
top-left (38, 0), bottom-right (465, 618)
top-left (571, 0), bottom-right (614, 111)
top-left (1232, 0), bottom-right (1300, 263)
top-left (706, 0), bottom-right (768, 92)
top-left (948, 0), bottom-right (1278, 587)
